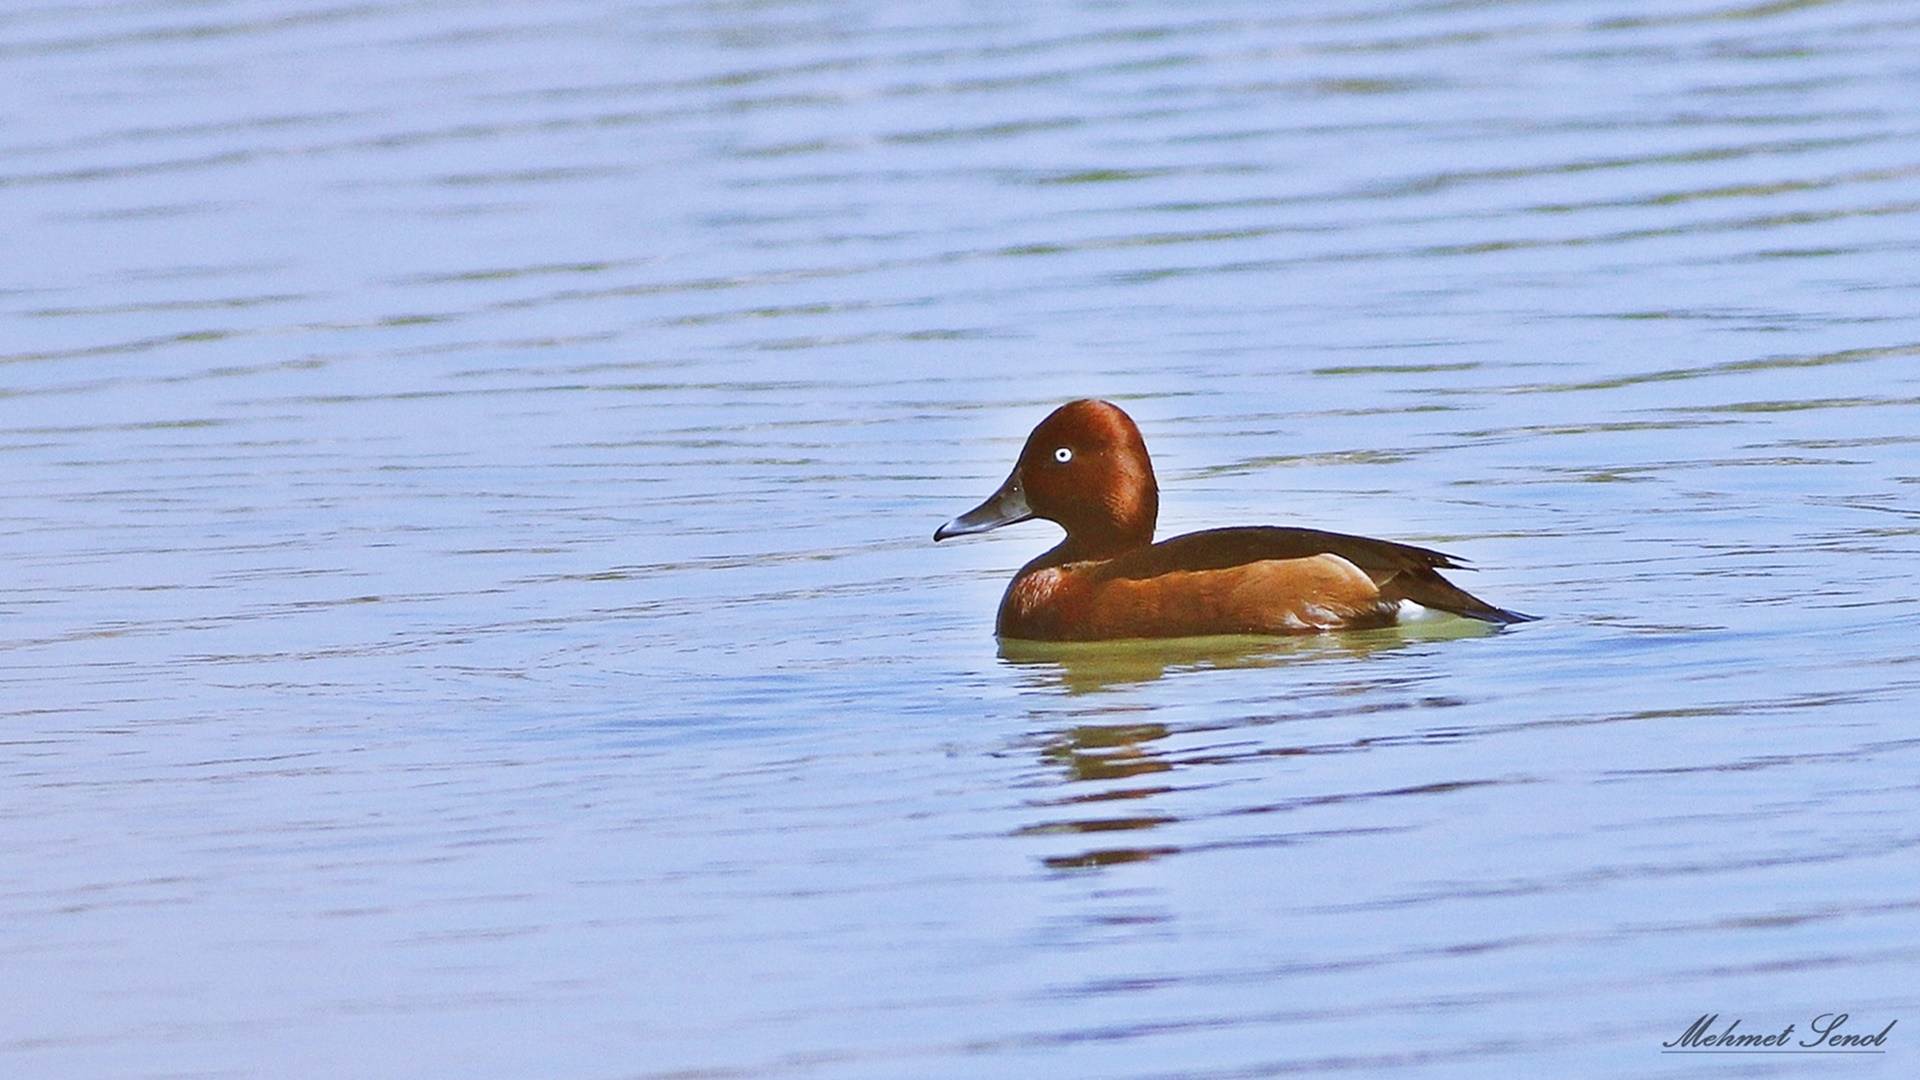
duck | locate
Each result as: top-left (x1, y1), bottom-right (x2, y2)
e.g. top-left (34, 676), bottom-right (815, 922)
top-left (935, 399), bottom-right (1533, 641)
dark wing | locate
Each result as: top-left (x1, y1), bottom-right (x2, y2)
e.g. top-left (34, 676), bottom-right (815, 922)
top-left (1100, 527), bottom-right (1535, 625)
top-left (1100, 527), bottom-right (1464, 577)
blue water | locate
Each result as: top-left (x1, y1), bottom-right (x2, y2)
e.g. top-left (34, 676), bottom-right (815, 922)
top-left (4, 1), bottom-right (1919, 1077)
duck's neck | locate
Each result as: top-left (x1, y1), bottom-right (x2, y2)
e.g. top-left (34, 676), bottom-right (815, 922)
top-left (1033, 524), bottom-right (1154, 568)
top-left (1027, 473), bottom-right (1158, 567)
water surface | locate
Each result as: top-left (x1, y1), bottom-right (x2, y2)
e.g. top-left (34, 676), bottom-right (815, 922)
top-left (5, 1), bottom-right (1920, 1077)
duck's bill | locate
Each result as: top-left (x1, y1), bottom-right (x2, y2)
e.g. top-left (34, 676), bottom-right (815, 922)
top-left (934, 472), bottom-right (1032, 540)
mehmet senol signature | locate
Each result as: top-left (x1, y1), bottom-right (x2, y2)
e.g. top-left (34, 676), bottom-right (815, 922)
top-left (1663, 1012), bottom-right (1895, 1054)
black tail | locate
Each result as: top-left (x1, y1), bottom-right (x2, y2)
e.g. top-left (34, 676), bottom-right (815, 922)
top-left (1383, 567), bottom-right (1536, 625)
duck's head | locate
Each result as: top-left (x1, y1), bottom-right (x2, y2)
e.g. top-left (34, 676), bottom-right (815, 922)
top-left (935, 399), bottom-right (1159, 560)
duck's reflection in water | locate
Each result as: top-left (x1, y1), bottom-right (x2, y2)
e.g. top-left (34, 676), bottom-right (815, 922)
top-left (1020, 722), bottom-right (1182, 869)
top-left (1007, 618), bottom-right (1501, 869)
top-left (999, 614), bottom-right (1497, 695)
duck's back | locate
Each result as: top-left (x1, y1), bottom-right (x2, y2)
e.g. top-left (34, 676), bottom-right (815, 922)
top-left (1106, 527), bottom-right (1530, 626)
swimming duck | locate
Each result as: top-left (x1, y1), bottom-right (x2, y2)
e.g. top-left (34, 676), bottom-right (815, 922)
top-left (935, 399), bottom-right (1532, 640)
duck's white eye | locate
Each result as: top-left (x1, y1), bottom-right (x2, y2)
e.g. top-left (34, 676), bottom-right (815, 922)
top-left (1053, 446), bottom-right (1073, 464)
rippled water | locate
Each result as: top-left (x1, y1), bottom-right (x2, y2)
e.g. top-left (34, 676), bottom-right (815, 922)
top-left (6, 1), bottom-right (1920, 1077)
